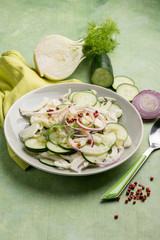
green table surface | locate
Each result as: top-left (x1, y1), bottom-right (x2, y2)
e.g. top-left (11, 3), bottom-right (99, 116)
top-left (0, 0), bottom-right (160, 239)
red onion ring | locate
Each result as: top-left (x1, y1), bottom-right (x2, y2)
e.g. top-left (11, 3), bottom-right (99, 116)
top-left (67, 132), bottom-right (82, 153)
top-left (67, 130), bottom-right (95, 152)
top-left (85, 131), bottom-right (94, 147)
top-left (64, 111), bottom-right (81, 131)
top-left (77, 114), bottom-right (106, 132)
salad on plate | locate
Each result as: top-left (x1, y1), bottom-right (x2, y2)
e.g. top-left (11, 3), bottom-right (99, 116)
top-left (19, 89), bottom-right (132, 173)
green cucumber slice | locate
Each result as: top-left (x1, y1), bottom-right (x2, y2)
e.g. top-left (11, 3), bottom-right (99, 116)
top-left (39, 158), bottom-right (70, 169)
top-left (91, 54), bottom-right (114, 88)
top-left (59, 142), bottom-right (73, 150)
top-left (112, 76), bottom-right (135, 90)
top-left (116, 83), bottom-right (139, 102)
top-left (104, 123), bottom-right (128, 141)
top-left (72, 91), bottom-right (97, 107)
top-left (102, 132), bottom-right (117, 148)
top-left (93, 100), bottom-right (101, 108)
top-left (48, 123), bottom-right (67, 145)
top-left (68, 90), bottom-right (93, 101)
top-left (108, 103), bottom-right (122, 118)
top-left (82, 152), bottom-right (107, 165)
top-left (46, 141), bottom-right (75, 155)
top-left (39, 158), bottom-right (55, 166)
top-left (80, 143), bottom-right (109, 156)
top-left (56, 103), bottom-right (71, 109)
top-left (25, 137), bottom-right (47, 152)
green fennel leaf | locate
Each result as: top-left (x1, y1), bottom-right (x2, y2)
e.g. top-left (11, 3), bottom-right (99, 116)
top-left (82, 18), bottom-right (120, 57)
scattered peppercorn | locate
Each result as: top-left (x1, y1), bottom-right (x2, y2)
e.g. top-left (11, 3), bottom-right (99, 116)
top-left (78, 112), bottom-right (83, 117)
top-left (87, 139), bottom-right (92, 144)
top-left (117, 196), bottom-right (120, 201)
top-left (77, 142), bottom-right (81, 147)
top-left (94, 110), bottom-right (99, 118)
top-left (146, 187), bottom-right (150, 192)
top-left (47, 109), bottom-right (54, 112)
top-left (147, 192), bottom-right (150, 197)
top-left (124, 180), bottom-right (152, 205)
top-left (114, 215), bottom-right (119, 219)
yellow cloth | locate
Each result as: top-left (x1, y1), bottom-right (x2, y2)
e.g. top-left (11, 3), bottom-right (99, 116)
top-left (0, 50), bottom-right (82, 170)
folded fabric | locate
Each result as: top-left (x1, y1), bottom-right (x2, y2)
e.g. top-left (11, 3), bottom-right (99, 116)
top-left (0, 50), bottom-right (82, 170)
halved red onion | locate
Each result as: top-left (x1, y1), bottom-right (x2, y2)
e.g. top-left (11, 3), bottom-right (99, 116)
top-left (132, 90), bottom-right (160, 119)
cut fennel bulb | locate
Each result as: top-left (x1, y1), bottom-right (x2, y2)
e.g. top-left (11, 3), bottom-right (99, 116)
top-left (34, 35), bottom-right (85, 80)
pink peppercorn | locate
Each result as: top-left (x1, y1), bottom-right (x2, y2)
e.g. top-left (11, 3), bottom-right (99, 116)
top-left (147, 192), bottom-right (150, 197)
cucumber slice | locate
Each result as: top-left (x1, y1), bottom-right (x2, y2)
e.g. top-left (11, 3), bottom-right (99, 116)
top-left (68, 90), bottom-right (93, 101)
top-left (116, 83), bottom-right (139, 102)
top-left (56, 103), bottom-right (71, 109)
top-left (80, 143), bottom-right (109, 156)
top-left (48, 123), bottom-right (67, 145)
top-left (82, 152), bottom-right (107, 165)
top-left (102, 132), bottom-right (117, 148)
top-left (108, 104), bottom-right (122, 118)
top-left (112, 76), bottom-right (135, 90)
top-left (39, 158), bottom-right (55, 166)
top-left (39, 157), bottom-right (70, 169)
top-left (46, 141), bottom-right (75, 155)
top-left (25, 137), bottom-right (47, 152)
top-left (93, 100), bottom-right (101, 108)
top-left (59, 142), bottom-right (73, 150)
top-left (91, 54), bottom-right (114, 88)
top-left (72, 91), bottom-right (97, 107)
top-left (104, 123), bottom-right (128, 141)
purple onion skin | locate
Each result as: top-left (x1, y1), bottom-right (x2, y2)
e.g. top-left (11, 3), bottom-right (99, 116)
top-left (132, 90), bottom-right (160, 119)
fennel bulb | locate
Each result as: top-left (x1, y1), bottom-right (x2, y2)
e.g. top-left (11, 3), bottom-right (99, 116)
top-left (34, 18), bottom-right (119, 80)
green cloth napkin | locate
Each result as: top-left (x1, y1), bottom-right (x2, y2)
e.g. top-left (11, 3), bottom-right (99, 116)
top-left (0, 50), bottom-right (82, 170)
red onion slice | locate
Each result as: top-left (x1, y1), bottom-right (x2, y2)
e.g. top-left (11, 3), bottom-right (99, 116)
top-left (77, 115), bottom-right (106, 132)
top-left (67, 132), bottom-right (83, 153)
top-left (132, 90), bottom-right (160, 119)
top-left (85, 131), bottom-right (94, 147)
top-left (64, 111), bottom-right (81, 131)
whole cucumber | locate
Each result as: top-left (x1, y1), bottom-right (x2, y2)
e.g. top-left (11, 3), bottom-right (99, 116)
top-left (91, 54), bottom-right (114, 88)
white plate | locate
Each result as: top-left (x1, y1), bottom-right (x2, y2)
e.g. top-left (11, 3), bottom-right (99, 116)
top-left (4, 83), bottom-right (143, 176)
